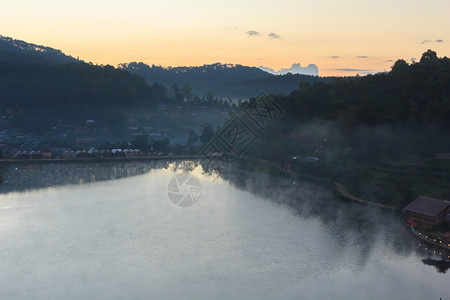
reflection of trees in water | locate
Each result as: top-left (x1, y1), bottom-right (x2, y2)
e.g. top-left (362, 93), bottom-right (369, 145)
top-left (2, 159), bottom-right (207, 195)
top-left (202, 158), bottom-right (418, 270)
top-left (169, 160), bottom-right (200, 173)
top-left (422, 257), bottom-right (450, 273)
top-left (0, 160), bottom-right (173, 194)
top-left (4, 159), bottom-right (441, 273)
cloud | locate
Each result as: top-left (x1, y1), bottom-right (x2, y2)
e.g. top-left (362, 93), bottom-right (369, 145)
top-left (268, 33), bottom-right (281, 39)
top-left (356, 56), bottom-right (369, 59)
top-left (385, 60), bottom-right (394, 62)
top-left (259, 63), bottom-right (319, 76)
top-left (328, 68), bottom-right (377, 75)
top-left (420, 39), bottom-right (443, 44)
top-left (246, 30), bottom-right (261, 37)
top-left (330, 56), bottom-right (340, 59)
top-left (330, 68), bottom-right (373, 72)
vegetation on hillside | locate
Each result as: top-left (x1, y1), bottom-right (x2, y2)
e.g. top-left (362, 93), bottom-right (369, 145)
top-left (231, 50), bottom-right (450, 207)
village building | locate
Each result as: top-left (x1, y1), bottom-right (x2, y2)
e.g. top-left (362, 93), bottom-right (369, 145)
top-left (402, 196), bottom-right (450, 224)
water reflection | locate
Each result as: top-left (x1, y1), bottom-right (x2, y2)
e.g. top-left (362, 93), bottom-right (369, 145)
top-left (0, 160), bottom-right (172, 194)
top-left (1, 159), bottom-right (449, 279)
top-left (422, 258), bottom-right (450, 273)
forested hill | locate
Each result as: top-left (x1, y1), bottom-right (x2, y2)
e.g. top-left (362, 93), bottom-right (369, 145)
top-left (118, 62), bottom-right (270, 84)
top-left (239, 50), bottom-right (450, 207)
top-left (0, 36), bottom-right (329, 100)
top-left (275, 49), bottom-right (450, 133)
top-left (0, 61), bottom-right (168, 131)
top-left (119, 62), bottom-right (330, 98)
top-left (0, 35), bottom-right (79, 65)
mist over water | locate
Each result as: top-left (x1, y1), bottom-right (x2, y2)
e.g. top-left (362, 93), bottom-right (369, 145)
top-left (0, 161), bottom-right (449, 299)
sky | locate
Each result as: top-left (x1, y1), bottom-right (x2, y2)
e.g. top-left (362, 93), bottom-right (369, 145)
top-left (1, 0), bottom-right (449, 76)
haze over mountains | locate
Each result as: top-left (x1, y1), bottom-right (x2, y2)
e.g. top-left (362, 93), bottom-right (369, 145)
top-left (118, 61), bottom-right (328, 98)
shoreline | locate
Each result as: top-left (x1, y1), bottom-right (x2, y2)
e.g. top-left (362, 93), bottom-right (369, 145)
top-left (0, 155), bottom-right (200, 165)
top-left (402, 219), bottom-right (450, 253)
top-left (1, 153), bottom-right (397, 210)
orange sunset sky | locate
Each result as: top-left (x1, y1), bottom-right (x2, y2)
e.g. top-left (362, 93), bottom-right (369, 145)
top-left (1, 0), bottom-right (449, 76)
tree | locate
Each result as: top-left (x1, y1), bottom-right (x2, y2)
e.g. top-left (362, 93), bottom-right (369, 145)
top-left (152, 138), bottom-right (170, 153)
top-left (204, 91), bottom-right (215, 104)
top-left (131, 135), bottom-right (150, 151)
top-left (181, 83), bottom-right (193, 101)
top-left (187, 130), bottom-right (198, 147)
top-left (391, 59), bottom-right (409, 74)
top-left (200, 123), bottom-right (214, 144)
top-left (420, 49), bottom-right (438, 63)
top-left (170, 83), bottom-right (184, 103)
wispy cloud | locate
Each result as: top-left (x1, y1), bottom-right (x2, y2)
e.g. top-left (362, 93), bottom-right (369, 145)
top-left (330, 56), bottom-right (340, 59)
top-left (385, 59), bottom-right (394, 62)
top-left (268, 33), bottom-right (280, 39)
top-left (330, 68), bottom-right (373, 72)
top-left (246, 30), bottom-right (261, 37)
top-left (420, 39), bottom-right (444, 44)
top-left (356, 56), bottom-right (369, 59)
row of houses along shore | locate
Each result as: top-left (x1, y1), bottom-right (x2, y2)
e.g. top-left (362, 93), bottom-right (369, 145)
top-left (0, 148), bottom-right (163, 160)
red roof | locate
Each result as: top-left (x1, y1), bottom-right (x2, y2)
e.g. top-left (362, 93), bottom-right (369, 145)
top-left (403, 196), bottom-right (450, 217)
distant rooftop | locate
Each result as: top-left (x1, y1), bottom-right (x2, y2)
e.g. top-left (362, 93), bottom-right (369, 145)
top-left (403, 196), bottom-right (450, 217)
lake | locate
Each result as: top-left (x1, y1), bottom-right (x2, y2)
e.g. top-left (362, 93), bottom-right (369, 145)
top-left (0, 160), bottom-right (449, 299)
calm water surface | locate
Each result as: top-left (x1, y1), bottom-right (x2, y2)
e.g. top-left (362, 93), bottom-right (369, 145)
top-left (0, 161), bottom-right (449, 299)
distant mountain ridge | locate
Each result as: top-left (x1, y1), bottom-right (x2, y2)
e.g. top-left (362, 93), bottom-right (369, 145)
top-left (118, 62), bottom-right (271, 85)
top-left (0, 35), bottom-right (79, 65)
top-left (259, 63), bottom-right (319, 76)
top-left (119, 62), bottom-right (328, 98)
top-left (0, 35), bottom-right (331, 99)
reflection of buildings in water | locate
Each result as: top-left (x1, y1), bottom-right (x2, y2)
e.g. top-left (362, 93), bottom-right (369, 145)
top-left (0, 160), bottom-right (172, 194)
top-left (417, 242), bottom-right (450, 273)
top-left (212, 158), bottom-right (419, 270)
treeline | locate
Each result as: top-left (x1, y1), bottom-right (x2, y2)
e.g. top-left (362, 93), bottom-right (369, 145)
top-left (0, 61), bottom-right (171, 131)
top-left (230, 50), bottom-right (450, 206)
top-left (255, 50), bottom-right (450, 161)
top-left (0, 35), bottom-right (79, 65)
top-left (119, 62), bottom-right (330, 99)
top-left (280, 50), bottom-right (450, 130)
top-left (118, 62), bottom-right (269, 85)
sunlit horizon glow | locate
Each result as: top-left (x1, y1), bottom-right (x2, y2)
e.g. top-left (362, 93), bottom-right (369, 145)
top-left (1, 0), bottom-right (449, 76)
